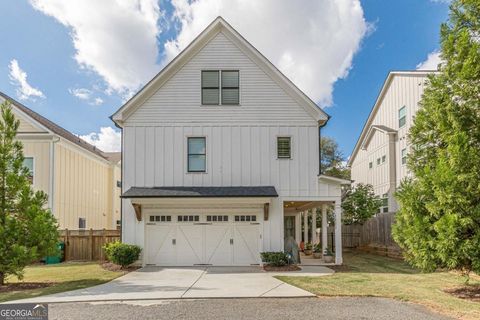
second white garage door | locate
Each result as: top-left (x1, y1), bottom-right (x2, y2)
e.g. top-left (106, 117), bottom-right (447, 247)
top-left (145, 213), bottom-right (262, 266)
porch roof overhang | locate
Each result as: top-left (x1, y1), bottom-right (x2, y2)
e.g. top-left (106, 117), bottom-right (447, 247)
top-left (121, 186), bottom-right (278, 198)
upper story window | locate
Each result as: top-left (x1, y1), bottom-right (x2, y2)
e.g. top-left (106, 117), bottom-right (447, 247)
top-left (381, 155), bottom-right (386, 163)
top-left (369, 161), bottom-right (373, 169)
top-left (277, 137), bottom-right (291, 159)
top-left (23, 157), bottom-right (34, 183)
top-left (399, 106), bottom-right (406, 128)
top-left (376, 157), bottom-right (381, 165)
top-left (201, 70), bottom-right (239, 105)
top-left (187, 137), bottom-right (206, 172)
top-left (401, 148), bottom-right (407, 165)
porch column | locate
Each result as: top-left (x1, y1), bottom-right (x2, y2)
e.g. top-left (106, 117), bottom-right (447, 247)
top-left (295, 213), bottom-right (301, 244)
top-left (322, 204), bottom-right (328, 254)
top-left (311, 208), bottom-right (317, 243)
top-left (303, 211), bottom-right (309, 244)
top-left (334, 200), bottom-right (343, 264)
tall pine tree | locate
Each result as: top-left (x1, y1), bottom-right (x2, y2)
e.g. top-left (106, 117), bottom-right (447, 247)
top-left (393, 0), bottom-right (480, 276)
top-left (0, 101), bottom-right (59, 285)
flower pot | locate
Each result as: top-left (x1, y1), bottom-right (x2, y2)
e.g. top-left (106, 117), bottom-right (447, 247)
top-left (304, 249), bottom-right (312, 255)
top-left (313, 252), bottom-right (322, 259)
top-left (323, 255), bottom-right (334, 263)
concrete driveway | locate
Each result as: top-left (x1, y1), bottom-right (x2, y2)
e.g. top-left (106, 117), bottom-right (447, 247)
top-left (6, 266), bottom-right (333, 303)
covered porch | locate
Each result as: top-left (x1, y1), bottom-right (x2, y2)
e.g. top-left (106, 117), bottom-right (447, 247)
top-left (283, 200), bottom-right (342, 265)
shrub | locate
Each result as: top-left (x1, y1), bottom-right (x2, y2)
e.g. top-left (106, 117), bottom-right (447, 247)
top-left (260, 252), bottom-right (289, 267)
top-left (103, 241), bottom-right (141, 268)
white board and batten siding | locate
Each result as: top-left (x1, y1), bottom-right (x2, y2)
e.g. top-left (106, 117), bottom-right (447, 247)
top-left (350, 72), bottom-right (431, 211)
top-left (121, 31), bottom-right (339, 255)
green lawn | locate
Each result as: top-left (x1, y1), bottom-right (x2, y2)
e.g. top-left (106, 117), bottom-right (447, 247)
top-left (278, 251), bottom-right (480, 320)
top-left (1, 262), bottom-right (124, 302)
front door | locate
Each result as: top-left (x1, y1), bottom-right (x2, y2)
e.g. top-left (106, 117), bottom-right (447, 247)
top-left (284, 216), bottom-right (295, 240)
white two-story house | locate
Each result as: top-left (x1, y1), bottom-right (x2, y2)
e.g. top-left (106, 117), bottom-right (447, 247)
top-left (112, 17), bottom-right (348, 266)
top-left (348, 70), bottom-right (435, 213)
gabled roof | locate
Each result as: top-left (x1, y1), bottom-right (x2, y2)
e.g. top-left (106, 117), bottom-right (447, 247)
top-left (111, 16), bottom-right (329, 126)
top-left (121, 186), bottom-right (278, 198)
top-left (361, 125), bottom-right (397, 150)
top-left (347, 70), bottom-right (437, 167)
top-left (0, 91), bottom-right (109, 161)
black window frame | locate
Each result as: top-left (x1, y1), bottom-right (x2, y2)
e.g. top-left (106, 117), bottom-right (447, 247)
top-left (221, 70), bottom-right (239, 105)
top-left (187, 137), bottom-right (206, 173)
top-left (277, 136), bottom-right (292, 159)
top-left (201, 70), bottom-right (220, 105)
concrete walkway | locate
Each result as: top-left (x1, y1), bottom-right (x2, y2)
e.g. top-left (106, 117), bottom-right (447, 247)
top-left (5, 266), bottom-right (333, 303)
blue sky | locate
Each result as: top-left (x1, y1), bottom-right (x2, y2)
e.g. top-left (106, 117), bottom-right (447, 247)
top-left (0, 0), bottom-right (449, 155)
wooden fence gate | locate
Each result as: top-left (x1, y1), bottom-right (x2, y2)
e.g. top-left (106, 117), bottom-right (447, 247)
top-left (59, 229), bottom-right (120, 261)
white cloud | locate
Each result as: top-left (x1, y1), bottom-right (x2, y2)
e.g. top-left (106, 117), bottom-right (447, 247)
top-left (79, 126), bottom-right (121, 152)
top-left (416, 50), bottom-right (442, 70)
top-left (30, 0), bottom-right (163, 97)
top-left (165, 0), bottom-right (369, 106)
top-left (8, 59), bottom-right (45, 101)
top-left (69, 87), bottom-right (104, 106)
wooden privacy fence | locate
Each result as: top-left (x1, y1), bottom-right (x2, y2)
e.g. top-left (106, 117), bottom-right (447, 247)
top-left (59, 229), bottom-right (120, 261)
top-left (322, 212), bottom-right (399, 249)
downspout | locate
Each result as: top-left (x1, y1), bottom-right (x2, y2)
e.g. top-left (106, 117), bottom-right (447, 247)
top-left (318, 121), bottom-right (328, 175)
top-left (49, 136), bottom-right (60, 214)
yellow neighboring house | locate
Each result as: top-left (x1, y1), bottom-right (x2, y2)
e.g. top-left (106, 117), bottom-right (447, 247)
top-left (0, 91), bottom-right (121, 230)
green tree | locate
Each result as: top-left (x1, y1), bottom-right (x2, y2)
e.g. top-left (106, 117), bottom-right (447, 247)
top-left (393, 0), bottom-right (480, 278)
top-left (0, 101), bottom-right (59, 285)
top-left (320, 136), bottom-right (350, 180)
top-left (341, 183), bottom-right (381, 225)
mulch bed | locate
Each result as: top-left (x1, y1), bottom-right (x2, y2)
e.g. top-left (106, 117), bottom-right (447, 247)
top-left (0, 282), bottom-right (55, 292)
top-left (263, 265), bottom-right (302, 272)
top-left (444, 285), bottom-right (480, 302)
top-left (101, 262), bottom-right (140, 273)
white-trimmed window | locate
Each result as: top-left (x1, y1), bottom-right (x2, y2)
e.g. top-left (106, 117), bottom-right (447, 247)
top-left (201, 70), bottom-right (239, 105)
top-left (399, 106), bottom-right (406, 128)
top-left (23, 157), bottom-right (34, 183)
top-left (380, 193), bottom-right (389, 213)
top-left (401, 148), bottom-right (407, 165)
top-left (187, 137), bottom-right (206, 172)
top-left (277, 137), bottom-right (291, 159)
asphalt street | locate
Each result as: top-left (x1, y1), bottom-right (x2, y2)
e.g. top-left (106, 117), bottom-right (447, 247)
top-left (49, 297), bottom-right (452, 320)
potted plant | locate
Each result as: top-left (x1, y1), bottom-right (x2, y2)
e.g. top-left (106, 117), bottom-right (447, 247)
top-left (323, 248), bottom-right (334, 263)
top-left (304, 242), bottom-right (313, 255)
top-left (313, 243), bottom-right (322, 259)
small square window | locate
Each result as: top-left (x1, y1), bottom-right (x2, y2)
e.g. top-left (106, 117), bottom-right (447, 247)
top-left (369, 162), bottom-right (373, 169)
top-left (377, 158), bottom-right (381, 165)
top-left (235, 216), bottom-right (239, 222)
top-left (207, 215), bottom-right (212, 222)
top-left (116, 180), bottom-right (122, 188)
top-left (155, 216), bottom-right (160, 222)
top-left (149, 216), bottom-right (155, 222)
top-left (79, 218), bottom-right (86, 229)
top-left (167, 216), bottom-right (171, 222)
top-left (382, 155), bottom-right (386, 163)
top-left (252, 216), bottom-right (256, 222)
top-left (178, 216), bottom-right (183, 222)
top-left (224, 215), bottom-right (228, 221)
top-left (277, 137), bottom-right (291, 159)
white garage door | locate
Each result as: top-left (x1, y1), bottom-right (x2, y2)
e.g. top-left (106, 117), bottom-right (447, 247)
top-left (145, 213), bottom-right (261, 266)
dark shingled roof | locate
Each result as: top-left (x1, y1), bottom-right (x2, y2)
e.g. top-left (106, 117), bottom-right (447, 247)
top-left (0, 91), bottom-right (109, 160)
top-left (121, 186), bottom-right (278, 198)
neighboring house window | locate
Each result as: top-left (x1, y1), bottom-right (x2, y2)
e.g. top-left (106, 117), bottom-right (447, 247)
top-left (201, 70), bottom-right (220, 105)
top-left (79, 218), bottom-right (86, 229)
top-left (369, 162), bottom-right (373, 169)
top-left (116, 180), bottom-right (122, 188)
top-left (277, 137), bottom-right (291, 159)
top-left (201, 70), bottom-right (239, 105)
top-left (23, 157), bottom-right (34, 183)
top-left (380, 193), bottom-right (389, 213)
top-left (376, 158), bottom-right (381, 165)
top-left (221, 70), bottom-right (239, 105)
top-left (187, 137), bottom-right (206, 172)
top-left (401, 148), bottom-right (407, 165)
top-left (382, 155), bottom-right (386, 163)
top-left (399, 106), bottom-right (406, 128)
